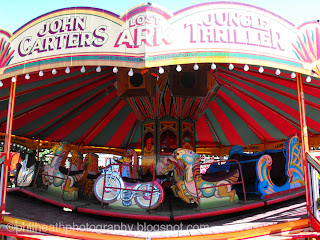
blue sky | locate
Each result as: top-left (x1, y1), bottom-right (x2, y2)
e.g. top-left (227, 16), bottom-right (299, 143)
top-left (0, 0), bottom-right (319, 33)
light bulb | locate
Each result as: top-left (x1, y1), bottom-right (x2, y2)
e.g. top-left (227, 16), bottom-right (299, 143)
top-left (113, 67), bottom-right (118, 73)
top-left (275, 69), bottom-right (281, 75)
top-left (52, 69), bottom-right (57, 75)
top-left (128, 68), bottom-right (134, 76)
top-left (259, 66), bottom-right (264, 73)
top-left (176, 65), bottom-right (182, 72)
top-left (11, 77), bottom-right (16, 82)
top-left (306, 76), bottom-right (312, 82)
top-left (80, 66), bottom-right (86, 73)
top-left (229, 63), bottom-right (234, 70)
top-left (65, 67), bottom-right (70, 74)
top-left (244, 64), bottom-right (249, 71)
top-left (211, 63), bottom-right (216, 70)
top-left (0, 81), bottom-right (3, 87)
top-left (193, 63), bottom-right (199, 71)
top-left (291, 72), bottom-right (296, 78)
top-left (96, 66), bottom-right (101, 72)
top-left (39, 70), bottom-right (44, 77)
top-left (159, 67), bottom-right (164, 74)
top-left (25, 73), bottom-right (30, 80)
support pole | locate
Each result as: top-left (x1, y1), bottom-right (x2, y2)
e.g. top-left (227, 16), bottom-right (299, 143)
top-left (37, 137), bottom-right (40, 161)
top-left (1, 76), bottom-right (17, 217)
top-left (296, 73), bottom-right (311, 216)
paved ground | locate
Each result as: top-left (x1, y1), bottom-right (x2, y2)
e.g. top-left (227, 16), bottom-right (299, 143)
top-left (5, 191), bottom-right (308, 238)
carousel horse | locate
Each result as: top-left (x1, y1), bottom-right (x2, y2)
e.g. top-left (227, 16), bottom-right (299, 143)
top-left (43, 141), bottom-right (70, 186)
top-left (77, 152), bottom-right (100, 197)
top-left (43, 142), bottom-right (99, 199)
top-left (162, 148), bottom-right (239, 204)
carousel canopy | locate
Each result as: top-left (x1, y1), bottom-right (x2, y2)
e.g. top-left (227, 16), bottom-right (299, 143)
top-left (0, 2), bottom-right (319, 154)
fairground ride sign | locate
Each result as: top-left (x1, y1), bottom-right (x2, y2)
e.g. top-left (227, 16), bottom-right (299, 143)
top-left (0, 2), bottom-right (320, 80)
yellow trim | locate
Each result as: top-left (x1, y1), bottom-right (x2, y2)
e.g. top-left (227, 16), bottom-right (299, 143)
top-left (2, 216), bottom-right (142, 240)
top-left (2, 216), bottom-right (309, 240)
top-left (1, 51), bottom-right (144, 74)
top-left (0, 132), bottom-right (127, 156)
top-left (197, 134), bottom-right (320, 156)
top-left (1, 53), bottom-right (317, 80)
top-left (156, 219), bottom-right (309, 240)
top-left (2, 132), bottom-right (320, 157)
top-left (0, 28), bottom-right (12, 37)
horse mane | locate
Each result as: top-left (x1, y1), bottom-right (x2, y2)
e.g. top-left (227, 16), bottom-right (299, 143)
top-left (168, 158), bottom-right (184, 178)
top-left (84, 153), bottom-right (99, 174)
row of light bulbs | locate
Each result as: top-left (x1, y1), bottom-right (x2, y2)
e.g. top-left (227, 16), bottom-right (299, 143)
top-left (26, 65), bottom-right (101, 79)
top-left (2, 63), bottom-right (313, 87)
top-left (153, 63), bottom-right (312, 82)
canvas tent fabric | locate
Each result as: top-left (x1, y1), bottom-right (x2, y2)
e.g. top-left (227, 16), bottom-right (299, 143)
top-left (0, 63), bottom-right (318, 151)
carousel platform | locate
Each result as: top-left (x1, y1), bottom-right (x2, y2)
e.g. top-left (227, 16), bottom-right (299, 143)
top-left (1, 188), bottom-right (312, 239)
top-left (6, 186), bottom-right (306, 222)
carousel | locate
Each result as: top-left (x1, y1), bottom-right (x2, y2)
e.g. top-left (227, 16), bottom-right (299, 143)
top-left (0, 1), bottom-right (320, 238)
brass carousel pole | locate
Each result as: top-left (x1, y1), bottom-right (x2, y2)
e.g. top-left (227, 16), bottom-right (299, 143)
top-left (296, 73), bottom-right (311, 216)
top-left (1, 76), bottom-right (17, 217)
top-left (37, 136), bottom-right (40, 161)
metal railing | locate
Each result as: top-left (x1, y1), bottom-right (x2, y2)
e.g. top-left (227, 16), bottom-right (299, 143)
top-left (307, 151), bottom-right (320, 223)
